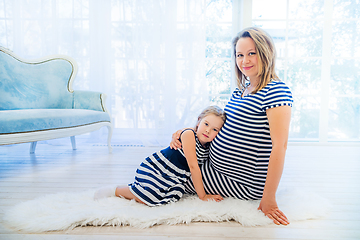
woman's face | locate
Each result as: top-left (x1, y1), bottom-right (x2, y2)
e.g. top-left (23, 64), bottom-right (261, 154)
top-left (235, 37), bottom-right (259, 82)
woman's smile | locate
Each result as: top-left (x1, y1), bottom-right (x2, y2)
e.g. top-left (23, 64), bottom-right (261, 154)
top-left (243, 66), bottom-right (253, 71)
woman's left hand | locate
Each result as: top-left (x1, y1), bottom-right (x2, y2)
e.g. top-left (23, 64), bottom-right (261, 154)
top-left (258, 198), bottom-right (289, 225)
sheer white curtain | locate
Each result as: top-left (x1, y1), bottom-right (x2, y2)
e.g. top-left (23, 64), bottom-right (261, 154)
top-left (0, 0), bottom-right (223, 146)
top-left (2, 0), bottom-right (358, 146)
top-left (109, 1), bottom-right (210, 146)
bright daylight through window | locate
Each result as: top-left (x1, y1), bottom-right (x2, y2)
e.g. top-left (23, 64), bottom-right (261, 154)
top-left (0, 0), bottom-right (358, 144)
top-left (252, 0), bottom-right (360, 142)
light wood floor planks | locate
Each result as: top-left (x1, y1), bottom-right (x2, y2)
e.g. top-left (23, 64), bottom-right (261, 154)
top-left (0, 142), bottom-right (359, 240)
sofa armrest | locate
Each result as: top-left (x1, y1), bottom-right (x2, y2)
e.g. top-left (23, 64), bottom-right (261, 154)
top-left (73, 91), bottom-right (108, 112)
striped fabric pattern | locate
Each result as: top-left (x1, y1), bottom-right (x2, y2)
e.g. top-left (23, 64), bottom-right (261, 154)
top-left (129, 129), bottom-right (210, 206)
top-left (185, 81), bottom-right (293, 200)
top-left (177, 130), bottom-right (210, 167)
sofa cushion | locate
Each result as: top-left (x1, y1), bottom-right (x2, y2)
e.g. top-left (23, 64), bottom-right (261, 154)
top-left (0, 109), bottom-right (111, 134)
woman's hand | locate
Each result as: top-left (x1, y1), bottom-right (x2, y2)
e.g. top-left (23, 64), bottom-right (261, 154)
top-left (258, 198), bottom-right (289, 225)
top-left (200, 194), bottom-right (224, 202)
top-left (170, 129), bottom-right (183, 150)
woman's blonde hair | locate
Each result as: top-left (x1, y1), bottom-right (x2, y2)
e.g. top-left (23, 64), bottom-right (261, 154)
top-left (232, 27), bottom-right (279, 93)
top-left (194, 105), bottom-right (226, 132)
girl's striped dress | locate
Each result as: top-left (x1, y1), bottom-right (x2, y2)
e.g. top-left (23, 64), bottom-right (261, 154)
top-left (184, 81), bottom-right (293, 200)
top-left (129, 129), bottom-right (209, 206)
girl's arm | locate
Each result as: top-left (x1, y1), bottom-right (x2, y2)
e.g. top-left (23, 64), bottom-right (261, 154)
top-left (258, 105), bottom-right (291, 225)
top-left (181, 130), bottom-right (223, 202)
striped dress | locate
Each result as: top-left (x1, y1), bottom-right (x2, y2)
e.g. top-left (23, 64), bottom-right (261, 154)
top-left (184, 81), bottom-right (293, 200)
top-left (129, 129), bottom-right (209, 206)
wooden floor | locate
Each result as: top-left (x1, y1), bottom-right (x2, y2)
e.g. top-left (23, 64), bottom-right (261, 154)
top-left (0, 141), bottom-right (359, 240)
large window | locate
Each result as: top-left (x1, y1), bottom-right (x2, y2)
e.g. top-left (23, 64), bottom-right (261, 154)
top-left (0, 0), bottom-right (358, 145)
top-left (110, 0), bottom-right (233, 145)
top-left (0, 0), bottom-right (234, 146)
top-left (251, 0), bottom-right (360, 142)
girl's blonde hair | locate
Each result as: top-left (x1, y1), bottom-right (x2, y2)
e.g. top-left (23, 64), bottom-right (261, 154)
top-left (232, 27), bottom-right (280, 93)
top-left (194, 105), bottom-right (226, 132)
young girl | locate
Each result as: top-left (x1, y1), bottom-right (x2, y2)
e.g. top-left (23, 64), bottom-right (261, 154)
top-left (94, 105), bottom-right (226, 206)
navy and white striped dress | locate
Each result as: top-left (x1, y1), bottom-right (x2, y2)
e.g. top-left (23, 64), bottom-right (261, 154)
top-left (129, 129), bottom-right (209, 206)
top-left (184, 81), bottom-right (293, 200)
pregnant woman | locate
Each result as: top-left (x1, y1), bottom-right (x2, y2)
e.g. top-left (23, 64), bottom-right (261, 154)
top-left (171, 27), bottom-right (293, 226)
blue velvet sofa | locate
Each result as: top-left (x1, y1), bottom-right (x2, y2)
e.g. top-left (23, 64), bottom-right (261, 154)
top-left (0, 47), bottom-right (113, 153)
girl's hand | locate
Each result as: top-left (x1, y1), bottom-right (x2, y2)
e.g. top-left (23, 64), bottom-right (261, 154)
top-left (258, 198), bottom-right (289, 225)
top-left (200, 194), bottom-right (224, 202)
top-left (170, 129), bottom-right (183, 150)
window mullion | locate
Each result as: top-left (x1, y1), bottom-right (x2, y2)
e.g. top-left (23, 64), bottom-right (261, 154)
top-left (319, 0), bottom-right (333, 143)
top-left (231, 0), bottom-right (252, 91)
top-left (242, 0), bottom-right (252, 28)
top-left (284, 0), bottom-right (289, 84)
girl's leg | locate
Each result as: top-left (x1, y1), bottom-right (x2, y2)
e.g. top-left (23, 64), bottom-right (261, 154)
top-left (115, 186), bottom-right (146, 205)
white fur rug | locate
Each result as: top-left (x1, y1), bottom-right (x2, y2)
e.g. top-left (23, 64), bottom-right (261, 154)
top-left (3, 189), bottom-right (331, 232)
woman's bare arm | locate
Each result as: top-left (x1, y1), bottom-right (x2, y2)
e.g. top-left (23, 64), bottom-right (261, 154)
top-left (258, 105), bottom-right (291, 225)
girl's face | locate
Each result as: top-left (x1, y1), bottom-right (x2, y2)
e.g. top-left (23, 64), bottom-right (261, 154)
top-left (235, 37), bottom-right (259, 82)
top-left (196, 114), bottom-right (224, 146)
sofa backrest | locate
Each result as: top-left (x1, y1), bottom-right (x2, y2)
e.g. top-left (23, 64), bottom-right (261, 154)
top-left (0, 48), bottom-right (76, 110)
